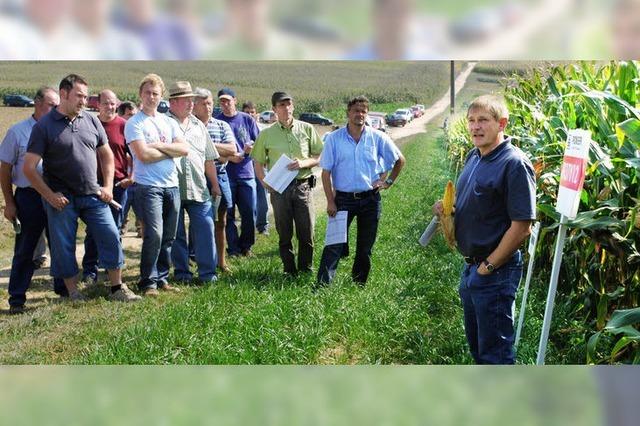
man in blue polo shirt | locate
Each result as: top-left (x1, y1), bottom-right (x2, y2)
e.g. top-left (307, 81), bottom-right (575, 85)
top-left (215, 87), bottom-right (260, 257)
top-left (317, 95), bottom-right (405, 286)
top-left (433, 95), bottom-right (536, 364)
top-left (24, 74), bottom-right (140, 303)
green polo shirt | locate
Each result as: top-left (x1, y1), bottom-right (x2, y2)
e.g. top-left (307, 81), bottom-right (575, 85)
top-left (252, 119), bottom-right (323, 179)
top-left (167, 111), bottom-right (219, 202)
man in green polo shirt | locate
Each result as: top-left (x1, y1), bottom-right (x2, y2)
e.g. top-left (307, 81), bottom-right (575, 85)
top-left (253, 91), bottom-right (323, 276)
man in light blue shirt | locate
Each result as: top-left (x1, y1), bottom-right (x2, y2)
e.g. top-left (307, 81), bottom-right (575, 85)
top-left (125, 73), bottom-right (189, 296)
top-left (0, 86), bottom-right (66, 313)
top-left (317, 96), bottom-right (405, 286)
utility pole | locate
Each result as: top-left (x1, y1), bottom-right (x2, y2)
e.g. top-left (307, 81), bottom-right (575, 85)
top-left (450, 61), bottom-right (455, 116)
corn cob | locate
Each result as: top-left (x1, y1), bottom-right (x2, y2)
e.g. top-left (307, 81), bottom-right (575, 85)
top-left (441, 180), bottom-right (456, 248)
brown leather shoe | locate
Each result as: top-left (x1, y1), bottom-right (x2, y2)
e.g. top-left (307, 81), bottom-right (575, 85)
top-left (159, 283), bottom-right (182, 293)
top-left (143, 287), bottom-right (159, 297)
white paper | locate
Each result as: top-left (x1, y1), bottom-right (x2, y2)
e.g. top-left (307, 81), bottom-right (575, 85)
top-left (528, 222), bottom-right (540, 256)
top-left (325, 211), bottom-right (348, 246)
top-left (263, 154), bottom-right (299, 194)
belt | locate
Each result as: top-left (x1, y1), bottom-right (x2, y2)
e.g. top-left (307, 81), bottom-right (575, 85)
top-left (294, 176), bottom-right (312, 185)
top-left (463, 256), bottom-right (486, 265)
top-left (336, 189), bottom-right (377, 200)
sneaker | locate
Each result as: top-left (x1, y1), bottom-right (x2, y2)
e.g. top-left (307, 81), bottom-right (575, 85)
top-left (109, 284), bottom-right (142, 302)
top-left (9, 305), bottom-right (25, 315)
top-left (258, 229), bottom-right (269, 236)
top-left (68, 290), bottom-right (87, 302)
top-left (159, 283), bottom-right (182, 293)
top-left (241, 249), bottom-right (254, 258)
top-left (143, 287), bottom-right (159, 297)
top-left (80, 274), bottom-right (98, 287)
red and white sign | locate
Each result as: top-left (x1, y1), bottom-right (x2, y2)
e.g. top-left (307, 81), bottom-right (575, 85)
top-left (556, 130), bottom-right (591, 219)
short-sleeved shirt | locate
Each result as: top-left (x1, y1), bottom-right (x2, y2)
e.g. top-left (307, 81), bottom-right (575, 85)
top-left (214, 111), bottom-right (259, 180)
top-left (320, 126), bottom-right (401, 192)
top-left (205, 117), bottom-right (236, 174)
top-left (253, 119), bottom-right (323, 180)
top-left (167, 111), bottom-right (220, 202)
top-left (27, 108), bottom-right (108, 196)
top-left (124, 110), bottom-right (181, 188)
top-left (99, 115), bottom-right (129, 183)
top-left (0, 115), bottom-right (42, 188)
top-left (454, 137), bottom-right (536, 258)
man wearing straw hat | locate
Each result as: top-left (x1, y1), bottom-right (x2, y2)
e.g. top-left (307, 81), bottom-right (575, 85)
top-left (166, 81), bottom-right (221, 284)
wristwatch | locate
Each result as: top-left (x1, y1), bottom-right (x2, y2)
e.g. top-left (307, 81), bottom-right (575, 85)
top-left (384, 177), bottom-right (394, 186)
top-left (482, 260), bottom-right (495, 273)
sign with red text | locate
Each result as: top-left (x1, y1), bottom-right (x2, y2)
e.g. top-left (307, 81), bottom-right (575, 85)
top-left (556, 130), bottom-right (591, 219)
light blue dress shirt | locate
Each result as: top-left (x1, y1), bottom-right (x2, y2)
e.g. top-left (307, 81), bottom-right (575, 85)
top-left (320, 126), bottom-right (401, 192)
top-left (0, 116), bottom-right (42, 188)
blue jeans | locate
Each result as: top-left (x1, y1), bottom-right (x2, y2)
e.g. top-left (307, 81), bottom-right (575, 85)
top-left (135, 185), bottom-right (180, 290)
top-left (82, 185), bottom-right (128, 280)
top-left (458, 251), bottom-right (523, 364)
top-left (8, 188), bottom-right (66, 307)
top-left (45, 194), bottom-right (124, 279)
top-left (226, 177), bottom-right (256, 255)
top-left (317, 190), bottom-right (381, 285)
top-left (218, 172), bottom-right (232, 212)
top-left (255, 174), bottom-right (269, 232)
top-left (171, 199), bottom-right (217, 282)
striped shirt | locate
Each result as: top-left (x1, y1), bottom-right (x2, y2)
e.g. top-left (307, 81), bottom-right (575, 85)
top-left (205, 117), bottom-right (236, 174)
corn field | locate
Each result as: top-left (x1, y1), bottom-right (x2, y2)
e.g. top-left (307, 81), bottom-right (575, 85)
top-left (445, 61), bottom-right (640, 364)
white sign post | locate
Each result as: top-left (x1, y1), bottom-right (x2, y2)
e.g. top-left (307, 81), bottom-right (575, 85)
top-left (514, 221), bottom-right (540, 351)
top-left (536, 129), bottom-right (591, 365)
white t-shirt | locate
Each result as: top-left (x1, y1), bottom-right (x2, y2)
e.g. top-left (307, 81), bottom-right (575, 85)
top-left (125, 111), bottom-right (181, 187)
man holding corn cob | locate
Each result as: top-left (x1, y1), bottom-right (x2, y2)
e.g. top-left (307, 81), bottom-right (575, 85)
top-left (433, 95), bottom-right (536, 364)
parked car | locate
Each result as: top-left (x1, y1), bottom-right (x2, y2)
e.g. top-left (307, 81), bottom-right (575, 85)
top-left (410, 105), bottom-right (424, 118)
top-left (299, 112), bottom-right (334, 126)
top-left (386, 112), bottom-right (407, 127)
top-left (366, 115), bottom-right (387, 132)
top-left (3, 94), bottom-right (34, 107)
top-left (394, 108), bottom-right (413, 123)
top-left (157, 100), bottom-right (170, 113)
top-left (259, 110), bottom-right (276, 123)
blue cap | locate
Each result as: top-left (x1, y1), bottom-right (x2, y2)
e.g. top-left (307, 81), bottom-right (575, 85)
top-left (217, 88), bottom-right (236, 100)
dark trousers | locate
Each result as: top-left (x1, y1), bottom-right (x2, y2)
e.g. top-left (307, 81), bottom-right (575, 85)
top-left (458, 251), bottom-right (523, 364)
top-left (8, 187), bottom-right (66, 307)
top-left (82, 185), bottom-right (128, 280)
top-left (270, 180), bottom-right (314, 274)
top-left (317, 190), bottom-right (381, 285)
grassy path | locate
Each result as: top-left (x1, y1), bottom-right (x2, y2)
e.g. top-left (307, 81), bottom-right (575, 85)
top-left (0, 124), bottom-right (471, 364)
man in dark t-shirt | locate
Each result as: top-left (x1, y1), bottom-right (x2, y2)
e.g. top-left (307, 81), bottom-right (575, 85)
top-left (24, 74), bottom-right (140, 303)
top-left (433, 95), bottom-right (536, 364)
top-left (81, 89), bottom-right (134, 284)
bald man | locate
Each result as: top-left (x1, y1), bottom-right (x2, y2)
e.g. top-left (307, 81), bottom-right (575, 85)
top-left (81, 89), bottom-right (134, 285)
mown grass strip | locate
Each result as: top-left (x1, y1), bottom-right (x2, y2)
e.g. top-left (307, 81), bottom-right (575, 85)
top-left (73, 129), bottom-right (469, 364)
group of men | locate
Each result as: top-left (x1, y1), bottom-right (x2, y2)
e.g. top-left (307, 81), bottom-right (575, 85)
top-left (1, 71), bottom-right (535, 364)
